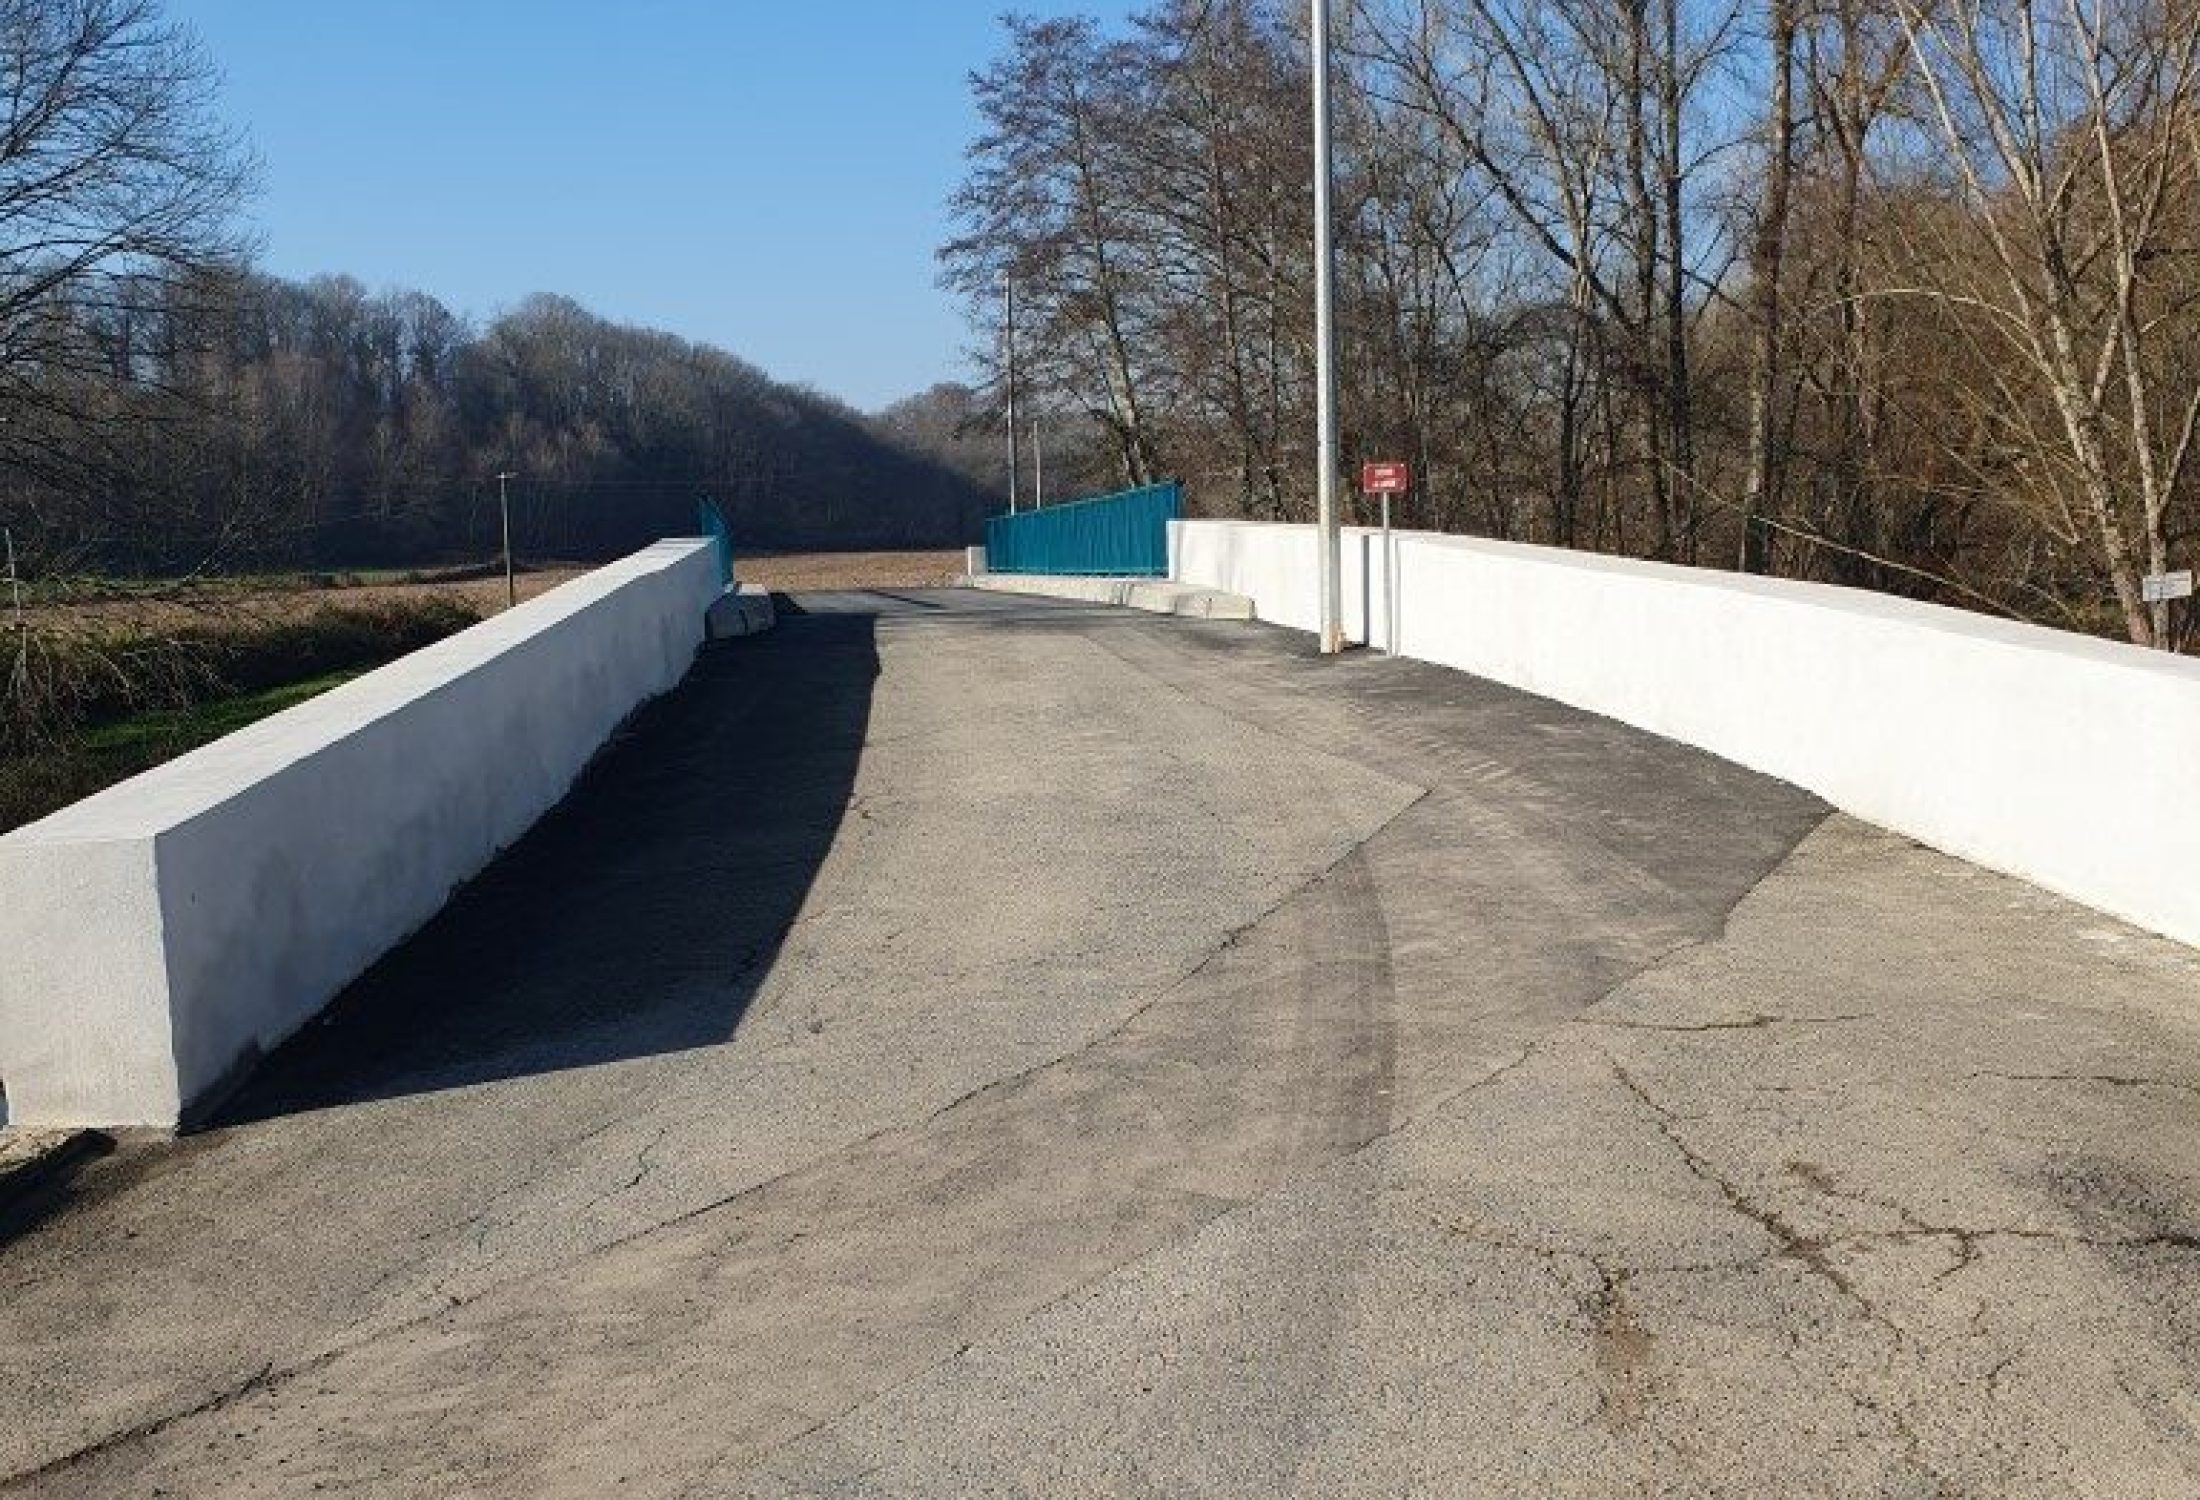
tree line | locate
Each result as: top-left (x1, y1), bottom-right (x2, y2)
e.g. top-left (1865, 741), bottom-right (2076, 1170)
top-left (0, 0), bottom-right (988, 584)
top-left (12, 271), bottom-right (992, 575)
top-left (946, 0), bottom-right (2200, 649)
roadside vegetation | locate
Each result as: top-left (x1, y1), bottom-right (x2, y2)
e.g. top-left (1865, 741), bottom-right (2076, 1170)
top-left (945, 1), bottom-right (2200, 651)
top-left (1, 580), bottom-right (498, 834)
top-left (0, 0), bottom-right (995, 835)
top-left (0, 551), bottom-right (978, 831)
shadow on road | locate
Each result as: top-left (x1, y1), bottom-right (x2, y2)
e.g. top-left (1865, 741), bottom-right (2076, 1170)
top-left (212, 612), bottom-right (881, 1128)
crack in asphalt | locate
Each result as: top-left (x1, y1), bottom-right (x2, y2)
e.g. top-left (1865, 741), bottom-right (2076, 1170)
top-left (1588, 1263), bottom-right (1656, 1432)
top-left (1965, 1070), bottom-right (2200, 1100)
top-left (619, 1125), bottom-right (673, 1195)
top-left (0, 1104), bottom-right (930, 1492)
top-left (1594, 1054), bottom-right (1981, 1494)
top-left (0, 637), bottom-right (1953, 1495)
top-left (1841, 1223), bottom-right (2200, 1258)
top-left (1587, 1012), bottom-right (1869, 1033)
top-left (698, 819), bottom-right (1850, 1479)
top-left (1605, 1056), bottom-right (1876, 1313)
top-left (0, 1360), bottom-right (295, 1496)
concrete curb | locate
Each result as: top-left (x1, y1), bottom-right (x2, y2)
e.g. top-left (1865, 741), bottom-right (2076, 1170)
top-left (0, 1127), bottom-right (113, 1212)
top-left (958, 573), bottom-right (1254, 621)
top-left (706, 582), bottom-right (777, 640)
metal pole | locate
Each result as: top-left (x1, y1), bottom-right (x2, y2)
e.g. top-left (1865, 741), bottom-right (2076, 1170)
top-left (3, 526), bottom-right (20, 630)
top-left (1381, 490), bottom-right (1394, 652)
top-left (1005, 276), bottom-right (1021, 515)
top-left (496, 471), bottom-right (517, 610)
top-left (3, 526), bottom-right (20, 703)
top-left (1312, 0), bottom-right (1345, 654)
top-left (1033, 416), bottom-right (1044, 508)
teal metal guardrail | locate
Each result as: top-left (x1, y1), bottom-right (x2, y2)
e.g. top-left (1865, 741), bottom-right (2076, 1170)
top-left (697, 496), bottom-right (734, 588)
top-left (985, 481), bottom-right (1180, 577)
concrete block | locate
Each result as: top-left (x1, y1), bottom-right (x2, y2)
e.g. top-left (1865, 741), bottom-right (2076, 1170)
top-left (706, 582), bottom-right (777, 640)
top-left (958, 573), bottom-right (1254, 621)
top-left (0, 539), bottom-right (723, 1129)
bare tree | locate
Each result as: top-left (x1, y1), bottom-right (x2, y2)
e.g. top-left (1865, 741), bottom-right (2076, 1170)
top-left (1741, 0), bottom-right (1798, 572)
top-left (1122, 0), bottom-right (1312, 519)
top-left (932, 1), bottom-right (2200, 648)
top-left (1802, 0), bottom-right (1911, 584)
top-left (0, 0), bottom-right (254, 485)
top-left (944, 17), bottom-right (1163, 490)
top-left (1887, 0), bottom-right (2200, 646)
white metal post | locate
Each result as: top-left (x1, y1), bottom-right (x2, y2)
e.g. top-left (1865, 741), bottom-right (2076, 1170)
top-left (1312, 0), bottom-right (1345, 654)
top-left (1033, 416), bottom-right (1044, 508)
top-left (1382, 489), bottom-right (1394, 652)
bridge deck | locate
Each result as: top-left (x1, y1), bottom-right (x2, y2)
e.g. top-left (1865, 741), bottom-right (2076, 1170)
top-left (4, 588), bottom-right (2198, 1496)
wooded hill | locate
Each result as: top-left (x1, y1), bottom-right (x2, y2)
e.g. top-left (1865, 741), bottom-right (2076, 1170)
top-left (0, 0), bottom-right (990, 578)
top-left (6, 270), bottom-right (994, 576)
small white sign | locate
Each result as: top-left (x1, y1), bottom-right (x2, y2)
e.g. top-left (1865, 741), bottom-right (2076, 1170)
top-left (2142, 570), bottom-right (2194, 604)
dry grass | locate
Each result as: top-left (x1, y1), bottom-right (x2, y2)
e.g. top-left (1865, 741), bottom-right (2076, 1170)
top-left (735, 550), bottom-right (966, 592)
top-left (17, 563), bottom-right (593, 634)
top-left (6, 564), bottom-right (597, 752)
top-left (1, 551), bottom-right (969, 830)
top-left (2, 596), bottom-right (490, 830)
top-left (17, 550), bottom-right (973, 631)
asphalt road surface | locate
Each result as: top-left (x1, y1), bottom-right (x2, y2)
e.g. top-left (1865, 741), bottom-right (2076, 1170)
top-left (5, 588), bottom-right (2200, 1497)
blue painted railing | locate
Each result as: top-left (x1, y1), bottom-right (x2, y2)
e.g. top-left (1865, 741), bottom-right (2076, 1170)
top-left (985, 481), bottom-right (1180, 577)
top-left (697, 496), bottom-right (734, 588)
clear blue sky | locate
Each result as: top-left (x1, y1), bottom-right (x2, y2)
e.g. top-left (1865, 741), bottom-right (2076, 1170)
top-left (169, 1), bottom-right (1135, 411)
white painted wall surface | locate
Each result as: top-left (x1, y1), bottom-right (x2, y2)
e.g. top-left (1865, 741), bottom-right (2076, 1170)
top-left (0, 539), bottom-right (723, 1129)
top-left (1172, 518), bottom-right (2200, 950)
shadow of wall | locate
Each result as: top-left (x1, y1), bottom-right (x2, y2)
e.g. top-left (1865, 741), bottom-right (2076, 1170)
top-left (212, 612), bottom-right (882, 1127)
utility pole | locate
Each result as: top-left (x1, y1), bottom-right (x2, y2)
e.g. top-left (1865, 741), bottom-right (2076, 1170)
top-left (1311, 0), bottom-right (1345, 654)
top-left (1033, 415), bottom-right (1045, 509)
top-left (3, 526), bottom-right (21, 644)
top-left (3, 526), bottom-right (20, 704)
top-left (495, 471), bottom-right (517, 610)
top-left (1005, 275), bottom-right (1022, 515)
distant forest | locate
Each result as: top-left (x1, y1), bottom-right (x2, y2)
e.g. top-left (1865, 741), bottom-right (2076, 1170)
top-left (0, 2), bottom-right (996, 581)
top-left (13, 270), bottom-right (998, 575)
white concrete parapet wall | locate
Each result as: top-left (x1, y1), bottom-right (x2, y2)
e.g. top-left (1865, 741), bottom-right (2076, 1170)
top-left (1171, 518), bottom-right (2200, 950)
top-left (0, 539), bottom-right (724, 1129)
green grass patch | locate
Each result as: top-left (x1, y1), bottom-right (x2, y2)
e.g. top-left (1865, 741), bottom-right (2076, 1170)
top-left (2, 670), bottom-right (368, 835)
top-left (3, 586), bottom-right (487, 832)
top-left (1, 670), bottom-right (366, 835)
top-left (7, 594), bottom-right (481, 748)
top-left (79, 670), bottom-right (364, 755)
